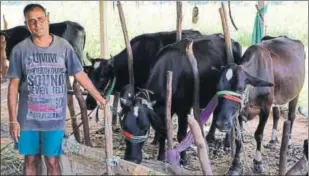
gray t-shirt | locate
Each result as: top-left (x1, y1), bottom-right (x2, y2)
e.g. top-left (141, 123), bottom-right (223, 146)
top-left (7, 35), bottom-right (83, 131)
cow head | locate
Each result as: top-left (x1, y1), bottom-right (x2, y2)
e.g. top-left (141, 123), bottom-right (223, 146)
top-left (214, 64), bottom-right (274, 132)
top-left (85, 52), bottom-right (114, 110)
top-left (119, 84), bottom-right (158, 163)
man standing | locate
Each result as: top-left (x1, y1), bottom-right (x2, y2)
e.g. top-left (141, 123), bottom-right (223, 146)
top-left (7, 4), bottom-right (106, 175)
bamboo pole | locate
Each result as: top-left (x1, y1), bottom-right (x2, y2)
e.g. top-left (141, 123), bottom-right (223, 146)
top-left (117, 1), bottom-right (134, 87)
top-left (219, 3), bottom-right (234, 64)
top-left (185, 41), bottom-right (202, 135)
top-left (176, 1), bottom-right (182, 42)
top-left (166, 71), bottom-right (174, 152)
top-left (66, 77), bottom-right (81, 143)
top-left (105, 96), bottom-right (114, 175)
top-left (99, 1), bottom-right (107, 58)
top-left (279, 120), bottom-right (291, 175)
top-left (73, 80), bottom-right (92, 146)
top-left (188, 115), bottom-right (213, 175)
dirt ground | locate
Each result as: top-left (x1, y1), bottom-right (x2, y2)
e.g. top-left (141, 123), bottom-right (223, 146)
top-left (1, 82), bottom-right (308, 175)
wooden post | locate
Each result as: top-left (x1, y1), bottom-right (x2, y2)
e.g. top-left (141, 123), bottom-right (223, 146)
top-left (66, 77), bottom-right (81, 143)
top-left (279, 120), bottom-right (291, 175)
top-left (105, 96), bottom-right (114, 175)
top-left (73, 80), bottom-right (92, 147)
top-left (186, 41), bottom-right (203, 135)
top-left (188, 115), bottom-right (213, 175)
top-left (219, 3), bottom-right (234, 64)
top-left (99, 1), bottom-right (108, 58)
top-left (117, 1), bottom-right (134, 87)
top-left (166, 71), bottom-right (174, 153)
top-left (176, 1), bottom-right (182, 42)
top-left (112, 92), bottom-right (120, 127)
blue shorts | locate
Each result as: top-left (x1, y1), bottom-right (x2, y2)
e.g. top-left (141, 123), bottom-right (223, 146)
top-left (14, 130), bottom-right (64, 156)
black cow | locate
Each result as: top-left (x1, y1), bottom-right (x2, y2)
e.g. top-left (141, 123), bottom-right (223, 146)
top-left (0, 20), bottom-right (86, 65)
top-left (85, 29), bottom-right (202, 110)
top-left (214, 36), bottom-right (305, 174)
top-left (120, 34), bottom-right (243, 164)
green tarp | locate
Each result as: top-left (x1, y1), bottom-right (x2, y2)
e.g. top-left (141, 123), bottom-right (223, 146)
top-left (251, 5), bottom-right (268, 44)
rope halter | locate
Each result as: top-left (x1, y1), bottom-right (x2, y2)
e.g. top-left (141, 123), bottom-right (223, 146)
top-left (122, 130), bottom-right (149, 144)
top-left (216, 90), bottom-right (242, 103)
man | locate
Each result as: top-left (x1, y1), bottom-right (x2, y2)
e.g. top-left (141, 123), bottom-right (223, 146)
top-left (7, 4), bottom-right (106, 175)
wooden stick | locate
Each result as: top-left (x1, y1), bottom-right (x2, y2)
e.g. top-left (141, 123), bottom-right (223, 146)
top-left (66, 77), bottom-right (81, 143)
top-left (117, 1), bottom-right (135, 87)
top-left (285, 156), bottom-right (308, 175)
top-left (230, 125), bottom-right (236, 157)
top-left (112, 92), bottom-right (120, 127)
top-left (186, 41), bottom-right (203, 135)
top-left (105, 96), bottom-right (114, 175)
top-left (188, 115), bottom-right (213, 175)
top-left (279, 120), bottom-right (291, 175)
top-left (176, 1), bottom-right (182, 42)
top-left (166, 71), bottom-right (174, 152)
top-left (73, 80), bottom-right (92, 147)
top-left (219, 3), bottom-right (234, 64)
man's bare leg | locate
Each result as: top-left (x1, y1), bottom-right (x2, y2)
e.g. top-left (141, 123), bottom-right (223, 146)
top-left (44, 156), bottom-right (61, 175)
top-left (24, 154), bottom-right (41, 175)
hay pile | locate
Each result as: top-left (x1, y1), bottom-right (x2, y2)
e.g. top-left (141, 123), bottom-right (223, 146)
top-left (1, 142), bottom-right (23, 175)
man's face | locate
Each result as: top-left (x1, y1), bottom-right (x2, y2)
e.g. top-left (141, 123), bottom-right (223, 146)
top-left (24, 7), bottom-right (49, 37)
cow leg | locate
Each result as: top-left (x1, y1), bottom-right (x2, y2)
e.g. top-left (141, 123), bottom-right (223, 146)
top-left (151, 132), bottom-right (159, 145)
top-left (227, 125), bottom-right (243, 175)
top-left (265, 106), bottom-right (280, 149)
top-left (287, 96), bottom-right (299, 147)
top-left (253, 107), bottom-right (270, 173)
top-left (206, 119), bottom-right (217, 143)
top-left (157, 133), bottom-right (166, 161)
top-left (175, 110), bottom-right (190, 166)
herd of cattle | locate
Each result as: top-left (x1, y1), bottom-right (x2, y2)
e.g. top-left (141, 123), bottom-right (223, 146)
top-left (0, 20), bottom-right (306, 174)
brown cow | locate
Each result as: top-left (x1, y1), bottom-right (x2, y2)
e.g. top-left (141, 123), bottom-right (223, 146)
top-left (0, 35), bottom-right (8, 82)
top-left (214, 35), bottom-right (305, 174)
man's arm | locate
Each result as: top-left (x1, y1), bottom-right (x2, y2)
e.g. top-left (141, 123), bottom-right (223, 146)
top-left (74, 71), bottom-right (106, 106)
top-left (7, 78), bottom-right (20, 142)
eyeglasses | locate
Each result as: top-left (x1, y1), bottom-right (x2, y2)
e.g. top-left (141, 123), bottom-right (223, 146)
top-left (25, 15), bottom-right (47, 26)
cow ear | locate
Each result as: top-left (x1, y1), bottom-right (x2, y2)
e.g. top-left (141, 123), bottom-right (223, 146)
top-left (86, 52), bottom-right (95, 65)
top-left (108, 56), bottom-right (114, 65)
top-left (244, 71), bottom-right (274, 87)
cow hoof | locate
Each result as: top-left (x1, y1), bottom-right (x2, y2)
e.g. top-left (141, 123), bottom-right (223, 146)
top-left (264, 139), bottom-right (278, 149)
top-left (180, 158), bottom-right (188, 166)
top-left (227, 164), bottom-right (243, 175)
top-left (157, 154), bottom-right (165, 161)
top-left (253, 159), bottom-right (265, 173)
top-left (206, 134), bottom-right (215, 144)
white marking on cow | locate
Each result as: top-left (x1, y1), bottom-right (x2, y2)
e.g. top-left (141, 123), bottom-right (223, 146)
top-left (128, 93), bottom-right (131, 97)
top-left (255, 150), bottom-right (262, 161)
top-left (271, 129), bottom-right (277, 141)
top-left (133, 106), bottom-right (139, 117)
top-left (226, 68), bottom-right (233, 81)
top-left (94, 61), bottom-right (100, 69)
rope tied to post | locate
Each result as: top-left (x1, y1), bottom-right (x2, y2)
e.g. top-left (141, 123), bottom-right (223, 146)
top-left (165, 95), bottom-right (218, 165)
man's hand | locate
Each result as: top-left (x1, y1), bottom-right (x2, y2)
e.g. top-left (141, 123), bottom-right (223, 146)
top-left (9, 122), bottom-right (20, 142)
top-left (74, 71), bottom-right (107, 109)
top-left (97, 97), bottom-right (106, 109)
